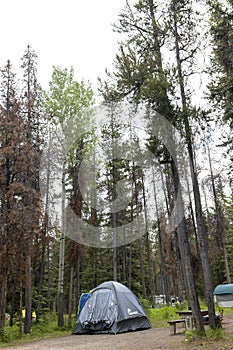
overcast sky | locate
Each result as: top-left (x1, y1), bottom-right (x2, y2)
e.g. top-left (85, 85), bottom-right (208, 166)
top-left (0, 0), bottom-right (129, 95)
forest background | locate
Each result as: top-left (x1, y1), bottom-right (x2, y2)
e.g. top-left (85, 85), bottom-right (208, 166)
top-left (0, 0), bottom-right (233, 338)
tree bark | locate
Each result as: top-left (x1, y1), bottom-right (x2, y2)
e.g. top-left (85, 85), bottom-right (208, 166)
top-left (19, 282), bottom-right (23, 335)
top-left (68, 266), bottom-right (74, 327)
top-left (24, 253), bottom-right (32, 334)
top-left (141, 171), bottom-right (156, 306)
top-left (0, 268), bottom-right (8, 337)
top-left (138, 238), bottom-right (147, 298)
top-left (57, 167), bottom-right (66, 329)
top-left (171, 0), bottom-right (216, 328)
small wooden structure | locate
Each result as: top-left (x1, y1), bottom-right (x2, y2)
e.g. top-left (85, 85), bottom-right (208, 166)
top-left (168, 309), bottom-right (223, 334)
top-left (167, 319), bottom-right (186, 335)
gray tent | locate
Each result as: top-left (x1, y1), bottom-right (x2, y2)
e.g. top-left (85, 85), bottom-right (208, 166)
top-left (72, 281), bottom-right (151, 334)
top-left (214, 284), bottom-right (233, 307)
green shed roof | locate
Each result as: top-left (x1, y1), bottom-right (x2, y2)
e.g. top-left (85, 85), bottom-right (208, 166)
top-left (214, 284), bottom-right (233, 295)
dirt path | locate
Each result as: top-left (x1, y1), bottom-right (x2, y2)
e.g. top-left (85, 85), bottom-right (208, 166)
top-left (7, 327), bottom-right (185, 350)
top-left (8, 314), bottom-right (233, 350)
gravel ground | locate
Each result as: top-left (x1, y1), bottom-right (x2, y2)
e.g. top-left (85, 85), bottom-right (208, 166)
top-left (8, 314), bottom-right (233, 350)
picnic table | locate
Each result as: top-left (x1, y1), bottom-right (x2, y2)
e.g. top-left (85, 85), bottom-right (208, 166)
top-left (176, 310), bottom-right (209, 329)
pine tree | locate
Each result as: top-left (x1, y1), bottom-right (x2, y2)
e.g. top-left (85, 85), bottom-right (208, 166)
top-left (20, 45), bottom-right (43, 334)
top-left (43, 66), bottom-right (94, 328)
top-left (207, 0), bottom-right (233, 166)
top-left (167, 0), bottom-right (216, 330)
top-left (0, 60), bottom-right (20, 335)
top-left (0, 55), bottom-right (42, 335)
top-left (99, 0), bottom-right (206, 332)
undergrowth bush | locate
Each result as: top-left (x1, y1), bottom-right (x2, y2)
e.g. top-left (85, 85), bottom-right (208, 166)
top-left (205, 327), bottom-right (225, 340)
top-left (147, 306), bottom-right (177, 327)
top-left (184, 325), bottom-right (225, 344)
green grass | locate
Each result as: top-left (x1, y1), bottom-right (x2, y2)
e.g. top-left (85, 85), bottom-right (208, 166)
top-left (147, 305), bottom-right (181, 328)
top-left (146, 303), bottom-right (232, 348)
top-left (0, 314), bottom-right (74, 348)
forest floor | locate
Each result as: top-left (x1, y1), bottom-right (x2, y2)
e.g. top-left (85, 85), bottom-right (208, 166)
top-left (6, 313), bottom-right (233, 350)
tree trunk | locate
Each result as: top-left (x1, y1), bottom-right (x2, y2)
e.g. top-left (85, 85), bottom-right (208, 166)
top-left (10, 279), bottom-right (16, 327)
top-left (68, 266), bottom-right (74, 327)
top-left (184, 165), bottom-right (199, 254)
top-left (141, 172), bottom-right (156, 306)
top-left (76, 255), bottom-right (81, 311)
top-left (128, 244), bottom-right (132, 289)
top-left (19, 282), bottom-right (23, 336)
top-left (24, 253), bottom-right (32, 334)
top-left (138, 238), bottom-right (147, 298)
top-left (113, 239), bottom-right (118, 281)
top-left (58, 167), bottom-right (66, 329)
top-left (152, 166), bottom-right (170, 301)
top-left (0, 268), bottom-right (7, 337)
top-left (170, 154), bottom-right (205, 332)
top-left (171, 0), bottom-right (215, 329)
top-left (47, 242), bottom-right (51, 312)
top-left (36, 244), bottom-right (46, 322)
top-left (122, 243), bottom-right (128, 284)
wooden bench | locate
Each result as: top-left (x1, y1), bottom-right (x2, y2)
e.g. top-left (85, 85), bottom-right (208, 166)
top-left (167, 319), bottom-right (186, 335)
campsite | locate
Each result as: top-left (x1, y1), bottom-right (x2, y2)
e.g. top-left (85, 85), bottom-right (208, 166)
top-left (2, 310), bottom-right (233, 350)
top-left (0, 0), bottom-right (233, 349)
top-left (1, 282), bottom-right (233, 349)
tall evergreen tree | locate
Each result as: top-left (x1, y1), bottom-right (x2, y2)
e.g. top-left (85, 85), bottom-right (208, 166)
top-left (99, 0), bottom-right (208, 332)
top-left (167, 0), bottom-right (216, 329)
top-left (0, 60), bottom-right (19, 335)
top-left (43, 66), bottom-right (94, 328)
top-left (0, 54), bottom-right (42, 335)
top-left (20, 46), bottom-right (43, 334)
top-left (207, 0), bottom-right (233, 168)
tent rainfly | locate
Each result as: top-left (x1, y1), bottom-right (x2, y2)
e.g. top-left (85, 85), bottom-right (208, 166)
top-left (213, 284), bottom-right (233, 307)
top-left (72, 281), bottom-right (151, 334)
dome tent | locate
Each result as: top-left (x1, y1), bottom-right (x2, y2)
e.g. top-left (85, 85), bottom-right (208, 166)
top-left (214, 284), bottom-right (233, 307)
top-left (72, 281), bottom-right (151, 334)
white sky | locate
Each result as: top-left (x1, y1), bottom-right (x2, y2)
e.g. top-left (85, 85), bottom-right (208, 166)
top-left (0, 0), bottom-right (129, 96)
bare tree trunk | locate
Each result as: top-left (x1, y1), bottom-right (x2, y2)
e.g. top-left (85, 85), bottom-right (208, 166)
top-left (223, 247), bottom-right (231, 284)
top-left (68, 266), bottom-right (74, 327)
top-left (43, 130), bottom-right (52, 313)
top-left (113, 226), bottom-right (118, 281)
top-left (10, 279), bottom-right (16, 327)
top-left (24, 253), bottom-right (32, 334)
top-left (58, 167), bottom-right (66, 329)
top-left (47, 243), bottom-right (51, 312)
top-left (138, 237), bottom-right (147, 298)
top-left (141, 171), bottom-right (156, 306)
top-left (76, 256), bottom-right (81, 311)
top-left (19, 282), bottom-right (23, 336)
top-left (152, 166), bottom-right (170, 301)
top-left (36, 244), bottom-right (46, 322)
top-left (122, 243), bottom-right (128, 284)
top-left (128, 244), bottom-right (132, 289)
top-left (184, 165), bottom-right (199, 254)
top-left (0, 268), bottom-right (7, 337)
